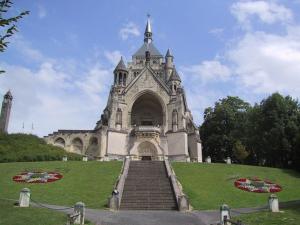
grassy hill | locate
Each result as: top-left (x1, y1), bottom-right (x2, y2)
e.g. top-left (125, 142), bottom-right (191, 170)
top-left (0, 161), bottom-right (122, 208)
top-left (172, 163), bottom-right (300, 210)
top-left (0, 133), bottom-right (81, 162)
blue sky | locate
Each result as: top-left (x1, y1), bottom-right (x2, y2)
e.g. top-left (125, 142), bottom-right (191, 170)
top-left (1, 0), bottom-right (300, 136)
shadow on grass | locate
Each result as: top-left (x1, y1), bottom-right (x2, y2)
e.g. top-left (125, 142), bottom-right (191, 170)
top-left (280, 168), bottom-right (300, 179)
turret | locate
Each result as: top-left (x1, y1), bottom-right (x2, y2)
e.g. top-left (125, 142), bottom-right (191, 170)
top-left (0, 90), bottom-right (13, 133)
top-left (168, 67), bottom-right (181, 95)
top-left (165, 48), bottom-right (174, 81)
top-left (113, 57), bottom-right (128, 87)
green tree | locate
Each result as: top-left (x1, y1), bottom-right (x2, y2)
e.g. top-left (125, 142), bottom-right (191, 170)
top-left (255, 93), bottom-right (300, 168)
top-left (233, 140), bottom-right (249, 163)
top-left (200, 96), bottom-right (251, 162)
top-left (0, 0), bottom-right (29, 73)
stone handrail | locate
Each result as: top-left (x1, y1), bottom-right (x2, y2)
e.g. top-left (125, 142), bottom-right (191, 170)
top-left (109, 157), bottom-right (130, 210)
top-left (134, 125), bottom-right (161, 133)
top-left (164, 160), bottom-right (190, 211)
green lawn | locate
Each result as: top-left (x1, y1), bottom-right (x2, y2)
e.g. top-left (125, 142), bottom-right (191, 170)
top-left (172, 163), bottom-right (300, 210)
top-left (0, 161), bottom-right (122, 209)
top-left (0, 199), bottom-right (94, 225)
top-left (234, 206), bottom-right (300, 225)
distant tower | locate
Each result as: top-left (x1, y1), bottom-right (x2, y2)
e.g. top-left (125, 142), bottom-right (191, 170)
top-left (0, 90), bottom-right (13, 133)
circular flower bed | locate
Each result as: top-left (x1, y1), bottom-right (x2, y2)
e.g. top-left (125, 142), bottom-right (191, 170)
top-left (234, 177), bottom-right (282, 193)
top-left (13, 171), bottom-right (63, 183)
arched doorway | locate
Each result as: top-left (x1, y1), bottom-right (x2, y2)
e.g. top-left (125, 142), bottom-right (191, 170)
top-left (54, 137), bottom-right (65, 148)
top-left (131, 93), bottom-right (163, 126)
top-left (86, 137), bottom-right (98, 160)
top-left (137, 141), bottom-right (158, 160)
top-left (71, 138), bottom-right (83, 154)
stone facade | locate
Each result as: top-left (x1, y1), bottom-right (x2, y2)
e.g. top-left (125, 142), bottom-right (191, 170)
top-left (45, 18), bottom-right (202, 162)
top-left (0, 90), bottom-right (13, 134)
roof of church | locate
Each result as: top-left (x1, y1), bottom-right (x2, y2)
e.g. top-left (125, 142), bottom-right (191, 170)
top-left (114, 57), bottom-right (127, 72)
top-left (133, 42), bottom-right (162, 57)
top-left (169, 68), bottom-right (181, 82)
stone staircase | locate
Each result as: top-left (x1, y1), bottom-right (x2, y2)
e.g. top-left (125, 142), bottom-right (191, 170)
top-left (120, 161), bottom-right (178, 210)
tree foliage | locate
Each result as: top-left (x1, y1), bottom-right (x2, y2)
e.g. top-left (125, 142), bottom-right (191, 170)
top-left (200, 93), bottom-right (300, 171)
top-left (0, 0), bottom-right (29, 73)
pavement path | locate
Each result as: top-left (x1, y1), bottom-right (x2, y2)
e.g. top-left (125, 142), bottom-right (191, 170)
top-left (29, 202), bottom-right (268, 225)
top-left (9, 199), bottom-right (300, 225)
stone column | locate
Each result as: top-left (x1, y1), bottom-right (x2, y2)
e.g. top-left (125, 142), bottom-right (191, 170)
top-left (226, 157), bottom-right (231, 164)
top-left (82, 155), bottom-right (88, 162)
top-left (269, 194), bottom-right (279, 212)
top-left (205, 156), bottom-right (211, 163)
top-left (19, 188), bottom-right (30, 207)
top-left (220, 204), bottom-right (230, 225)
top-left (74, 202), bottom-right (85, 225)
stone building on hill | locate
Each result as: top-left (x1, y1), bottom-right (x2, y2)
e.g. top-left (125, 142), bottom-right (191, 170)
top-left (45, 17), bottom-right (202, 162)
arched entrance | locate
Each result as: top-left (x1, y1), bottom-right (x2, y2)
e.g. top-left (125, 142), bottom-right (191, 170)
top-left (137, 141), bottom-right (158, 160)
top-left (131, 92), bottom-right (164, 126)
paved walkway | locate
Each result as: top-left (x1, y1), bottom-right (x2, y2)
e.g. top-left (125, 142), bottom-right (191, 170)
top-left (29, 202), bottom-right (268, 225)
top-left (26, 200), bottom-right (300, 225)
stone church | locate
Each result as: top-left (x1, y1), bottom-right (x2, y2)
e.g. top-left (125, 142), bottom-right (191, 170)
top-left (45, 18), bottom-right (202, 162)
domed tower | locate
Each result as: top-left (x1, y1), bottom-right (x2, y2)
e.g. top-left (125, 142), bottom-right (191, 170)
top-left (0, 90), bottom-right (13, 133)
top-left (113, 57), bottom-right (128, 87)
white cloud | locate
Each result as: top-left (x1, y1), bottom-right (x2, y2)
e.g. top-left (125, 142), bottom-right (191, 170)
top-left (209, 28), bottom-right (224, 36)
top-left (119, 22), bottom-right (140, 40)
top-left (228, 28), bottom-right (300, 95)
top-left (231, 1), bottom-right (293, 29)
top-left (0, 44), bottom-right (112, 136)
top-left (37, 4), bottom-right (47, 19)
top-left (182, 60), bottom-right (231, 84)
top-left (104, 50), bottom-right (122, 65)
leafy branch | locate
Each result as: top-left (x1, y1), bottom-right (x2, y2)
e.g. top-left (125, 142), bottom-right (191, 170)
top-left (0, 0), bottom-right (29, 73)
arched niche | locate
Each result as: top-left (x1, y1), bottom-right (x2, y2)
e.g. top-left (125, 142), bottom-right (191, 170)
top-left (71, 137), bottom-right (83, 154)
top-left (86, 137), bottom-right (99, 159)
top-left (54, 137), bottom-right (65, 148)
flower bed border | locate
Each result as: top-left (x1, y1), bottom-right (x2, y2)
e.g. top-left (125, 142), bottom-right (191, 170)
top-left (12, 171), bottom-right (63, 183)
top-left (234, 177), bottom-right (282, 193)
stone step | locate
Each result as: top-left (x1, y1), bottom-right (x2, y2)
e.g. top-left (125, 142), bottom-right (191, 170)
top-left (120, 161), bottom-right (177, 210)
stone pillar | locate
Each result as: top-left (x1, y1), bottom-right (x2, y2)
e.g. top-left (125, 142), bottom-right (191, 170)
top-left (269, 194), bottom-right (279, 212)
top-left (178, 195), bottom-right (189, 211)
top-left (226, 157), bottom-right (231, 164)
top-left (109, 194), bottom-right (119, 210)
top-left (74, 202), bottom-right (85, 225)
top-left (82, 155), bottom-right (88, 162)
top-left (220, 204), bottom-right (230, 225)
top-left (205, 156), bottom-right (211, 163)
top-left (62, 156), bottom-right (68, 162)
top-left (19, 188), bottom-right (30, 207)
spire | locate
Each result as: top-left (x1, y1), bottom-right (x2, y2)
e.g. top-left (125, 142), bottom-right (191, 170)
top-left (144, 14), bottom-right (152, 44)
top-left (114, 57), bottom-right (127, 72)
top-left (169, 67), bottom-right (181, 82)
top-left (166, 48), bottom-right (173, 57)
